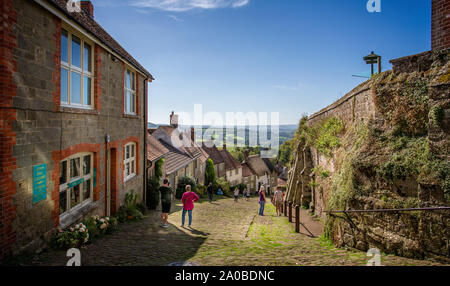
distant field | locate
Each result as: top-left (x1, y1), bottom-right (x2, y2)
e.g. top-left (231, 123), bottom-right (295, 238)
top-left (149, 123), bottom-right (297, 147)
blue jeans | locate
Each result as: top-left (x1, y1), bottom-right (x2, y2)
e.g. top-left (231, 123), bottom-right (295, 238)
top-left (182, 209), bottom-right (193, 226)
top-left (259, 201), bottom-right (265, 215)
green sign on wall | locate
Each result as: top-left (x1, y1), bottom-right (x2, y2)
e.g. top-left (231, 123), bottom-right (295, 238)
top-left (68, 178), bottom-right (84, 188)
top-left (33, 164), bottom-right (47, 204)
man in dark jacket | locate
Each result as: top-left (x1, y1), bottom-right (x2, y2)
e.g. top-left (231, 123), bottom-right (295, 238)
top-left (207, 182), bottom-right (214, 203)
top-left (159, 179), bottom-right (173, 228)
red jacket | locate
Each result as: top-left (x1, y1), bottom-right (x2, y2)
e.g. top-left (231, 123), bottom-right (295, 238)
top-left (181, 192), bottom-right (199, 211)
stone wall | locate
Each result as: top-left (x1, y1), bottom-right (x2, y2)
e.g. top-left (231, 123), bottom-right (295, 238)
top-left (0, 0), bottom-right (148, 258)
top-left (432, 0), bottom-right (450, 51)
top-left (286, 49), bottom-right (450, 261)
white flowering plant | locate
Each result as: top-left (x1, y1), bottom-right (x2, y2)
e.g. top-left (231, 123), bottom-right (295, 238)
top-left (51, 223), bottom-right (89, 249)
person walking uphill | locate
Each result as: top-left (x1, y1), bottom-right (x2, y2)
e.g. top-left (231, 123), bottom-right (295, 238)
top-left (258, 186), bottom-right (266, 216)
top-left (273, 186), bottom-right (283, 216)
top-left (181, 185), bottom-right (200, 228)
top-left (159, 179), bottom-right (173, 228)
top-left (207, 182), bottom-right (214, 203)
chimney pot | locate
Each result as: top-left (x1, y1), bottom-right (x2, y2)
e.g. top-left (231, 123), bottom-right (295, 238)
top-left (170, 111), bottom-right (179, 128)
top-left (191, 127), bottom-right (195, 144)
top-left (80, 0), bottom-right (94, 18)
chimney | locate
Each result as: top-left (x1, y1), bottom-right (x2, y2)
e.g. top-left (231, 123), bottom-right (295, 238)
top-left (170, 111), bottom-right (179, 128)
top-left (80, 0), bottom-right (94, 18)
top-left (223, 143), bottom-right (227, 150)
top-left (431, 0), bottom-right (450, 50)
top-left (244, 149), bottom-right (250, 161)
top-left (191, 127), bottom-right (195, 143)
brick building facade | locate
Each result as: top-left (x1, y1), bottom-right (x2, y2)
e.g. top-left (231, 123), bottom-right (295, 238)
top-left (432, 0), bottom-right (450, 51)
top-left (0, 0), bottom-right (153, 259)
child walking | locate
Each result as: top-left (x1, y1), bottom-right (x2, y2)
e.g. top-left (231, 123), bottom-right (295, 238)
top-left (181, 185), bottom-right (199, 228)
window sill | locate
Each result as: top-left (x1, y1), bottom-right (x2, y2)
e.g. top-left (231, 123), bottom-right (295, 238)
top-left (59, 200), bottom-right (97, 229)
top-left (60, 106), bottom-right (99, 115)
top-left (124, 174), bottom-right (138, 184)
top-left (123, 113), bottom-right (140, 119)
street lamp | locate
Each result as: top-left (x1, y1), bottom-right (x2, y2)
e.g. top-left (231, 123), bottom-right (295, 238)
top-left (363, 51), bottom-right (381, 77)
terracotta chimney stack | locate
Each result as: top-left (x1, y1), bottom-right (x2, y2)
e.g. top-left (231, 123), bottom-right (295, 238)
top-left (80, 0), bottom-right (94, 18)
top-left (191, 127), bottom-right (195, 143)
top-left (170, 111), bottom-right (179, 128)
top-left (244, 149), bottom-right (250, 161)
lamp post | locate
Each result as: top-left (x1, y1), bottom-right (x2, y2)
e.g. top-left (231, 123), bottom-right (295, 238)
top-left (363, 51), bottom-right (381, 77)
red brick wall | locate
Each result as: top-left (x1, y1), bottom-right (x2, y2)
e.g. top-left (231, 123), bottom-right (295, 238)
top-left (52, 16), bottom-right (61, 112)
top-left (94, 45), bottom-right (102, 110)
top-left (51, 143), bottom-right (102, 227)
top-left (0, 0), bottom-right (18, 260)
top-left (432, 0), bottom-right (450, 50)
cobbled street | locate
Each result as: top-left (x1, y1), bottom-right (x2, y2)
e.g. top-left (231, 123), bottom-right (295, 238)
top-left (26, 197), bottom-right (445, 266)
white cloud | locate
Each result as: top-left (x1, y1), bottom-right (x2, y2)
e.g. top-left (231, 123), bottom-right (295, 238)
top-left (132, 0), bottom-right (250, 12)
top-left (272, 83), bottom-right (305, 91)
top-left (168, 14), bottom-right (183, 21)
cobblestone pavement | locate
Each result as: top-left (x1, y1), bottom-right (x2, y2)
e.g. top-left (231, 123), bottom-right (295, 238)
top-left (26, 197), bottom-right (445, 266)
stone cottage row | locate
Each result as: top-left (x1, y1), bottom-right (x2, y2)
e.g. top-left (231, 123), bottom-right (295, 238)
top-left (147, 112), bottom-right (279, 194)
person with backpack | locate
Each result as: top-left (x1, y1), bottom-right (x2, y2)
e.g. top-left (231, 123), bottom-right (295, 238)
top-left (159, 179), bottom-right (173, 228)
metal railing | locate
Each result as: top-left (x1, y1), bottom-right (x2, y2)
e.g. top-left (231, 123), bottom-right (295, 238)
top-left (327, 206), bottom-right (450, 214)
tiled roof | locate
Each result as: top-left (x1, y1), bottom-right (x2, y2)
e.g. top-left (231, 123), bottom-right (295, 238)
top-left (155, 126), bottom-right (207, 162)
top-left (147, 135), bottom-right (169, 162)
top-left (246, 155), bottom-right (271, 177)
top-left (158, 140), bottom-right (193, 175)
top-left (220, 149), bottom-right (241, 171)
top-left (202, 143), bottom-right (225, 165)
top-left (262, 158), bottom-right (275, 173)
top-left (241, 162), bottom-right (256, 177)
top-left (47, 0), bottom-right (153, 79)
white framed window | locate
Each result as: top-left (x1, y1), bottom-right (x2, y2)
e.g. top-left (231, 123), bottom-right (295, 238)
top-left (124, 142), bottom-right (136, 181)
top-left (124, 68), bottom-right (136, 114)
top-left (61, 27), bottom-right (94, 108)
top-left (59, 152), bottom-right (94, 217)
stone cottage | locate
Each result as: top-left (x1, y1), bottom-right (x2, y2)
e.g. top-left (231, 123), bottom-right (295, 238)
top-left (0, 0), bottom-right (153, 259)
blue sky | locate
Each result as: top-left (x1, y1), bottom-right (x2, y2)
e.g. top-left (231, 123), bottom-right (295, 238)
top-left (91, 0), bottom-right (431, 125)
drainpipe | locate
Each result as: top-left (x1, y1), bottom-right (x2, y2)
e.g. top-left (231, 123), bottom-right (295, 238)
top-left (143, 78), bottom-right (149, 206)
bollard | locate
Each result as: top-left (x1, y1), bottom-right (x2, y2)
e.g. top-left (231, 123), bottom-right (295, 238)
top-left (284, 201), bottom-right (288, 217)
top-left (288, 202), bottom-right (293, 223)
top-left (295, 205), bottom-right (300, 233)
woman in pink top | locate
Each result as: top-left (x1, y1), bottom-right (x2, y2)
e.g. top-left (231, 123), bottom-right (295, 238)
top-left (181, 185), bottom-right (199, 227)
